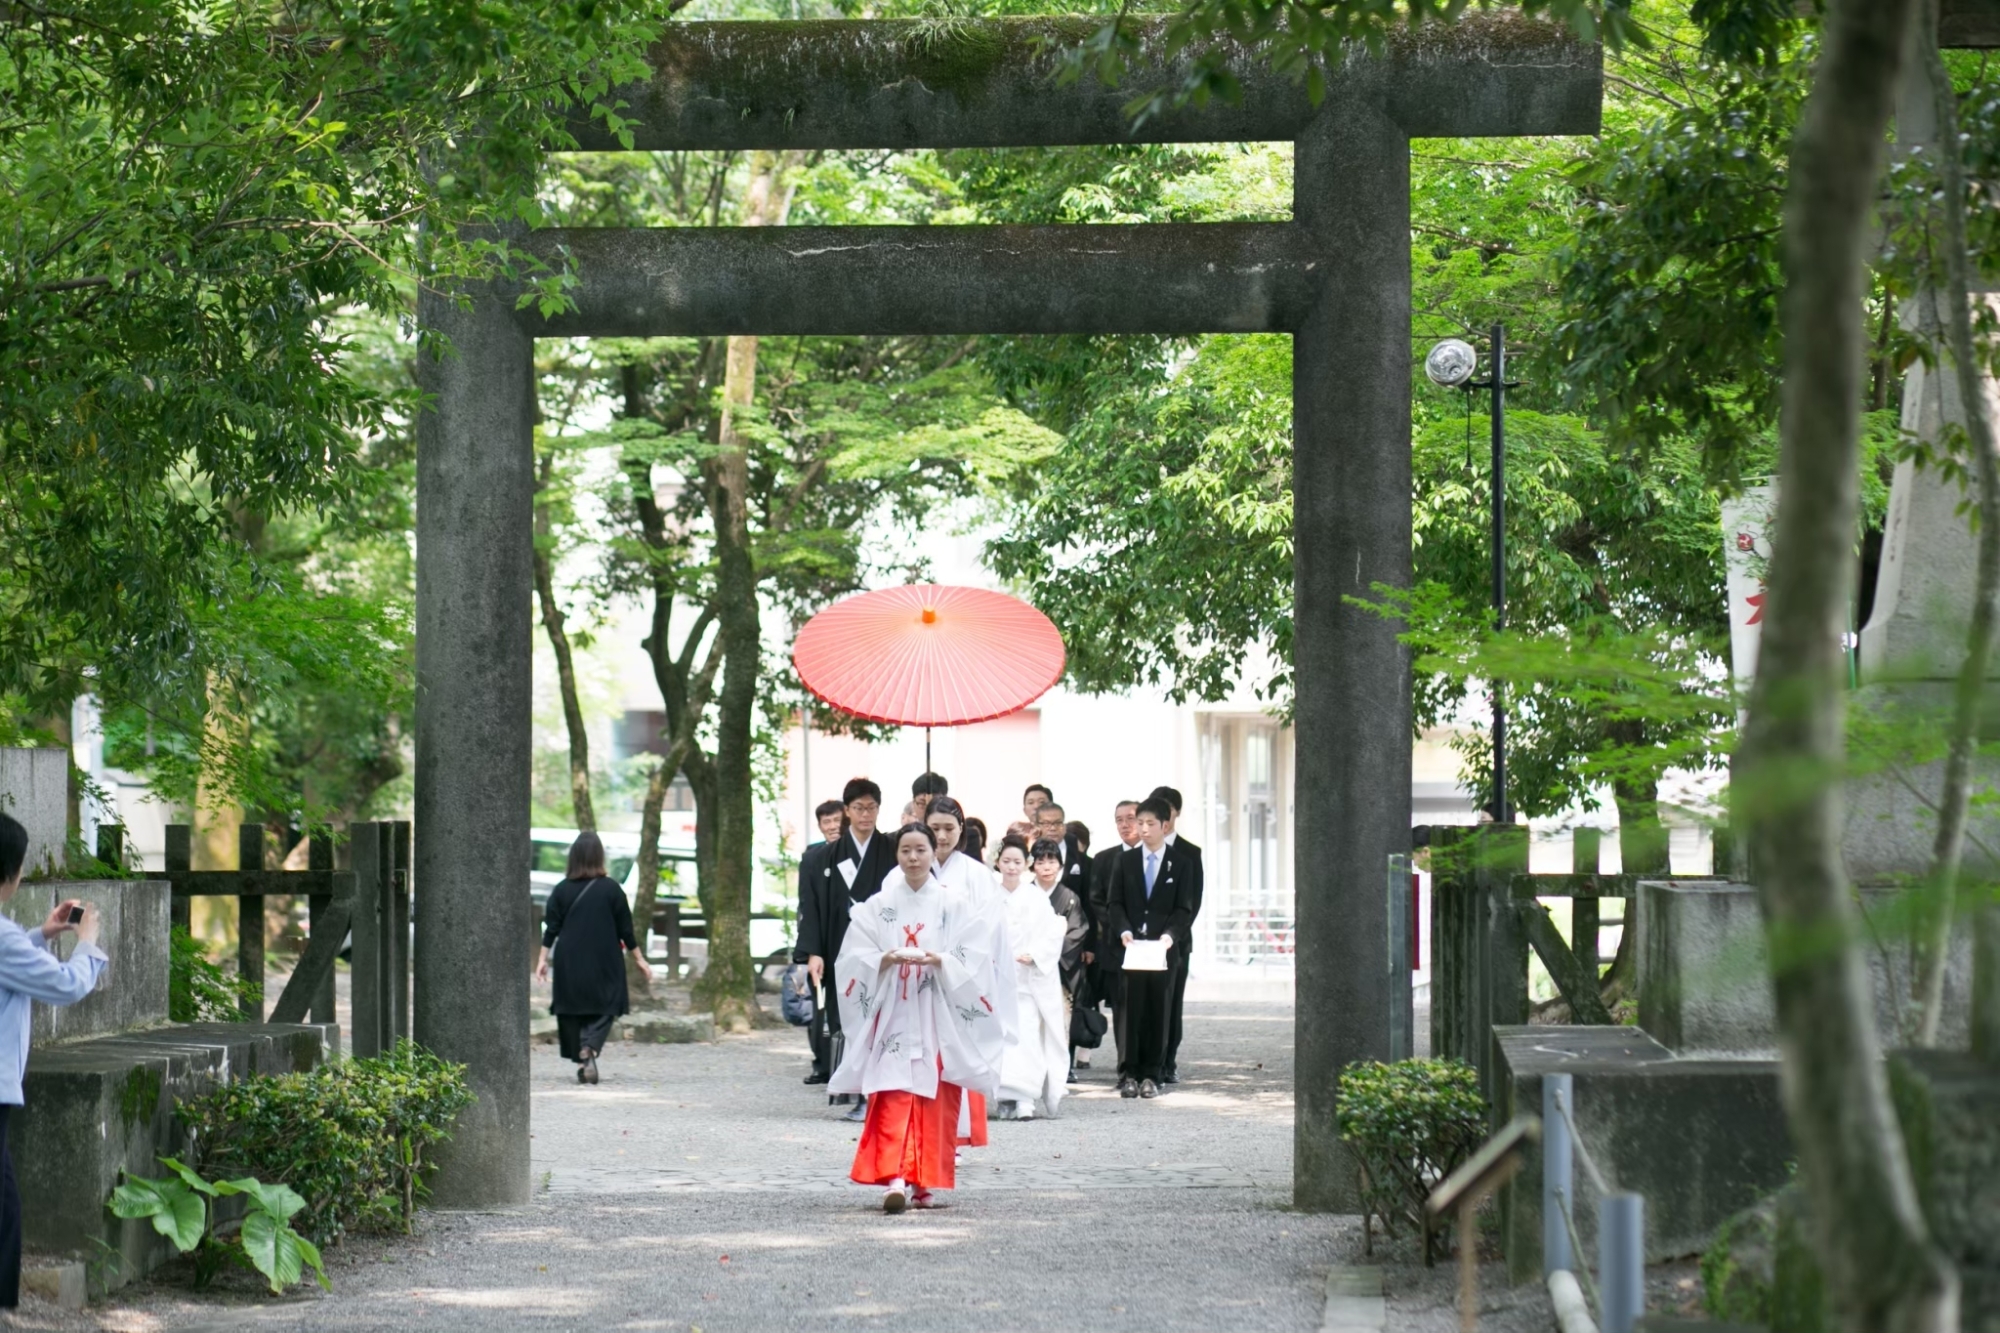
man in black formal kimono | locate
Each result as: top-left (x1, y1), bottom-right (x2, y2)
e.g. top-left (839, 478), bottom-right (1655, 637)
top-left (1105, 797), bottom-right (1195, 1099)
top-left (1149, 785), bottom-right (1204, 1084)
top-left (795, 777), bottom-right (896, 1115)
top-left (1033, 801), bottom-right (1095, 1074)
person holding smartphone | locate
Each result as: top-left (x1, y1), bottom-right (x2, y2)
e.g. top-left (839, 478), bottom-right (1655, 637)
top-left (0, 811), bottom-right (108, 1308)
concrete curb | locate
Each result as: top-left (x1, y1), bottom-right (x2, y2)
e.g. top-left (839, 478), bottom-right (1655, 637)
top-left (21, 1258), bottom-right (86, 1310)
top-left (1323, 1264), bottom-right (1386, 1333)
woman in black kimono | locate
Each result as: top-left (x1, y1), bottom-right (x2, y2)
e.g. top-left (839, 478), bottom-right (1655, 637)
top-left (534, 833), bottom-right (651, 1084)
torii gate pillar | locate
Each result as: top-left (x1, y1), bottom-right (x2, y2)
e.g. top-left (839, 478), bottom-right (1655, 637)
top-left (412, 16), bottom-right (1601, 1210)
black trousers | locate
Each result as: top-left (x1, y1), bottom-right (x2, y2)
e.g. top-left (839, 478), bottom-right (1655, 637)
top-left (809, 960), bottom-right (847, 1076)
top-left (1104, 970), bottom-right (1127, 1070)
top-left (1117, 970), bottom-right (1173, 1084)
top-left (556, 1013), bottom-right (617, 1062)
top-left (0, 1105), bottom-right (18, 1309)
top-left (1164, 959), bottom-right (1190, 1076)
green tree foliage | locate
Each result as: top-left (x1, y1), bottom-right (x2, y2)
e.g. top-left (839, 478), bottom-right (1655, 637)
top-left (975, 9), bottom-right (1929, 825)
top-left (1, 0), bottom-right (673, 814)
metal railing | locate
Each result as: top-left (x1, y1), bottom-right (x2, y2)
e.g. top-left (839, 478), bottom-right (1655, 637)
top-left (1543, 1073), bottom-right (1645, 1333)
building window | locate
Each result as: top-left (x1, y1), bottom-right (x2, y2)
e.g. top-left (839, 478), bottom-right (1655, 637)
top-left (1204, 716), bottom-right (1292, 963)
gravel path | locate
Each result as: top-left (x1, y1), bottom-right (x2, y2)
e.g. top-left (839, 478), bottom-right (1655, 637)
top-left (17, 991), bottom-right (1559, 1333)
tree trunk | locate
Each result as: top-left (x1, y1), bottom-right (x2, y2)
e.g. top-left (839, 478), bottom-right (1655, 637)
top-left (626, 760), bottom-right (670, 1002)
top-left (687, 151), bottom-right (806, 1031)
top-left (1913, 21), bottom-right (2000, 1047)
top-left (692, 330), bottom-right (764, 1032)
top-left (1597, 777), bottom-right (1662, 1006)
top-left (687, 750), bottom-right (719, 924)
top-left (1734, 4), bottom-right (1959, 1329)
top-left (534, 452), bottom-right (595, 833)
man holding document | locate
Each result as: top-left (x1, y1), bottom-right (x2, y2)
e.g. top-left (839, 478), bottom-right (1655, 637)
top-left (1104, 796), bottom-right (1195, 1100)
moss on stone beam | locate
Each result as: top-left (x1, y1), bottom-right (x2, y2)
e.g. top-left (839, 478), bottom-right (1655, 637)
top-left (561, 12), bottom-right (1599, 153)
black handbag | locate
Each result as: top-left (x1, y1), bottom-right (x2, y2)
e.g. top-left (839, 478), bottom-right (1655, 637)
top-left (1070, 1000), bottom-right (1108, 1049)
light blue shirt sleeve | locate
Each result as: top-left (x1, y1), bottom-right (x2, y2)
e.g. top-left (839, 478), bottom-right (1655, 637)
top-left (0, 916), bottom-right (106, 1005)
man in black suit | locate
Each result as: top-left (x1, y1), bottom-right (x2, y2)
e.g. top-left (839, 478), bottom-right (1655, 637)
top-left (795, 777), bottom-right (897, 1118)
top-left (1149, 785), bottom-right (1204, 1084)
top-left (794, 799), bottom-right (846, 1082)
top-left (1087, 799), bottom-right (1140, 1070)
top-left (1105, 797), bottom-right (1195, 1099)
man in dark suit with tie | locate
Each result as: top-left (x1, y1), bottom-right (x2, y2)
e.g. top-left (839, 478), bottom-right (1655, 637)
top-left (794, 777), bottom-right (897, 1117)
top-left (1105, 797), bottom-right (1195, 1099)
top-left (1086, 799), bottom-right (1140, 1071)
top-left (1149, 785), bottom-right (1203, 1084)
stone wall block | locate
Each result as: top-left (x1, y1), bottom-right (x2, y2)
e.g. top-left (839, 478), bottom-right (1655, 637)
top-left (17, 1023), bottom-right (334, 1292)
top-left (1890, 1048), bottom-right (2000, 1328)
top-left (0, 747), bottom-right (69, 879)
top-left (2, 879), bottom-right (170, 1043)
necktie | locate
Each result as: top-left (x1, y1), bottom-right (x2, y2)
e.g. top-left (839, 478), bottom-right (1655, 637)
top-left (1145, 850), bottom-right (1159, 898)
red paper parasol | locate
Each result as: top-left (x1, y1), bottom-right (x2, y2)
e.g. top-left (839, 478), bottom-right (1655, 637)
top-left (791, 586), bottom-right (1064, 762)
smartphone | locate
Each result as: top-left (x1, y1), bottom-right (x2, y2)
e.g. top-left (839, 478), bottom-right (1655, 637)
top-left (66, 904), bottom-right (84, 925)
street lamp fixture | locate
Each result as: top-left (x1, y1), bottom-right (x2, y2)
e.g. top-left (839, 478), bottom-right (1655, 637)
top-left (1427, 325), bottom-right (1518, 823)
top-left (1424, 338), bottom-right (1478, 389)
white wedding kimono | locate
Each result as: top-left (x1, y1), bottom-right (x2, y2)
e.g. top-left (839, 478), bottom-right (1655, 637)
top-left (998, 880), bottom-right (1069, 1115)
top-left (830, 873), bottom-right (1001, 1100)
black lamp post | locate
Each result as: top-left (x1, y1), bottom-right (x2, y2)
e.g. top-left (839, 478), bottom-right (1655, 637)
top-left (1425, 323), bottom-right (1518, 823)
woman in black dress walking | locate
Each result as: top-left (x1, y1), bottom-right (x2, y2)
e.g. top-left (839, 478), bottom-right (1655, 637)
top-left (534, 833), bottom-right (652, 1084)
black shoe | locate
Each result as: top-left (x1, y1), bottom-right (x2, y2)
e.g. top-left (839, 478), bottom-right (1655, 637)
top-left (1139, 1079), bottom-right (1159, 1099)
top-left (1162, 1073), bottom-right (1180, 1085)
top-left (1066, 1070), bottom-right (1078, 1085)
top-left (843, 1098), bottom-right (868, 1123)
top-left (804, 1071), bottom-right (830, 1085)
top-left (1118, 1078), bottom-right (1138, 1099)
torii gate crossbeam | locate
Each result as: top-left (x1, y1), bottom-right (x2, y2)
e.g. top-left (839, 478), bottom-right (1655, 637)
top-left (412, 13), bottom-right (1600, 1212)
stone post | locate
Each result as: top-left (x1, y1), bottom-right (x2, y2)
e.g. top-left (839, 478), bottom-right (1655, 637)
top-left (414, 281), bottom-right (535, 1206)
top-left (1291, 98), bottom-right (1414, 1212)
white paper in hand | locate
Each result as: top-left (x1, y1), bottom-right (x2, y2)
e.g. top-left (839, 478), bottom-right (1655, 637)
top-left (1123, 939), bottom-right (1170, 971)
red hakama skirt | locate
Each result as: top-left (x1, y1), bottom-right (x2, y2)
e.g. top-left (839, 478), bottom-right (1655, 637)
top-left (952, 1086), bottom-right (989, 1147)
top-left (851, 1082), bottom-right (962, 1189)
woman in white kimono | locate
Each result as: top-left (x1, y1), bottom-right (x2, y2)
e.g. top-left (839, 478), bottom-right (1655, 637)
top-left (995, 836), bottom-right (1070, 1119)
top-left (915, 796), bottom-right (1014, 1148)
top-left (833, 822), bottom-right (1001, 1212)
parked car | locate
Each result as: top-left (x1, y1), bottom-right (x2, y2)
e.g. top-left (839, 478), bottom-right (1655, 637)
top-left (527, 828), bottom-right (793, 964)
top-left (528, 827), bottom-right (697, 920)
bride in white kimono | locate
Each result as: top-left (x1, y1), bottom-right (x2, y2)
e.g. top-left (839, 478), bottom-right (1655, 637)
top-left (994, 837), bottom-right (1069, 1119)
top-left (833, 822), bottom-right (1001, 1211)
top-left (898, 796), bottom-right (1015, 1148)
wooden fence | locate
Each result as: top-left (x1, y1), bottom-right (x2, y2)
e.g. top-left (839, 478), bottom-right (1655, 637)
top-left (1429, 825), bottom-right (1717, 1102)
top-left (159, 821), bottom-right (409, 1056)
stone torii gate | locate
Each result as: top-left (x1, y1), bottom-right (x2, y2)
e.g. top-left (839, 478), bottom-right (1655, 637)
top-left (412, 15), bottom-right (1600, 1210)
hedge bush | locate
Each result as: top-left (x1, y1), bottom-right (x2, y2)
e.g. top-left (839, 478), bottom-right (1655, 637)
top-left (169, 927), bottom-right (255, 1022)
top-left (180, 1043), bottom-right (474, 1244)
top-left (1336, 1058), bottom-right (1487, 1260)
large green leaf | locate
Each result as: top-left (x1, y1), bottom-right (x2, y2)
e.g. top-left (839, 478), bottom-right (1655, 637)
top-left (223, 1177), bottom-right (308, 1224)
top-left (108, 1175), bottom-right (205, 1253)
top-left (239, 1208), bottom-right (329, 1293)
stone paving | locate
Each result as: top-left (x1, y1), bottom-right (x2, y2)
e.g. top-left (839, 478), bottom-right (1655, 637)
top-left (23, 988), bottom-right (1558, 1333)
